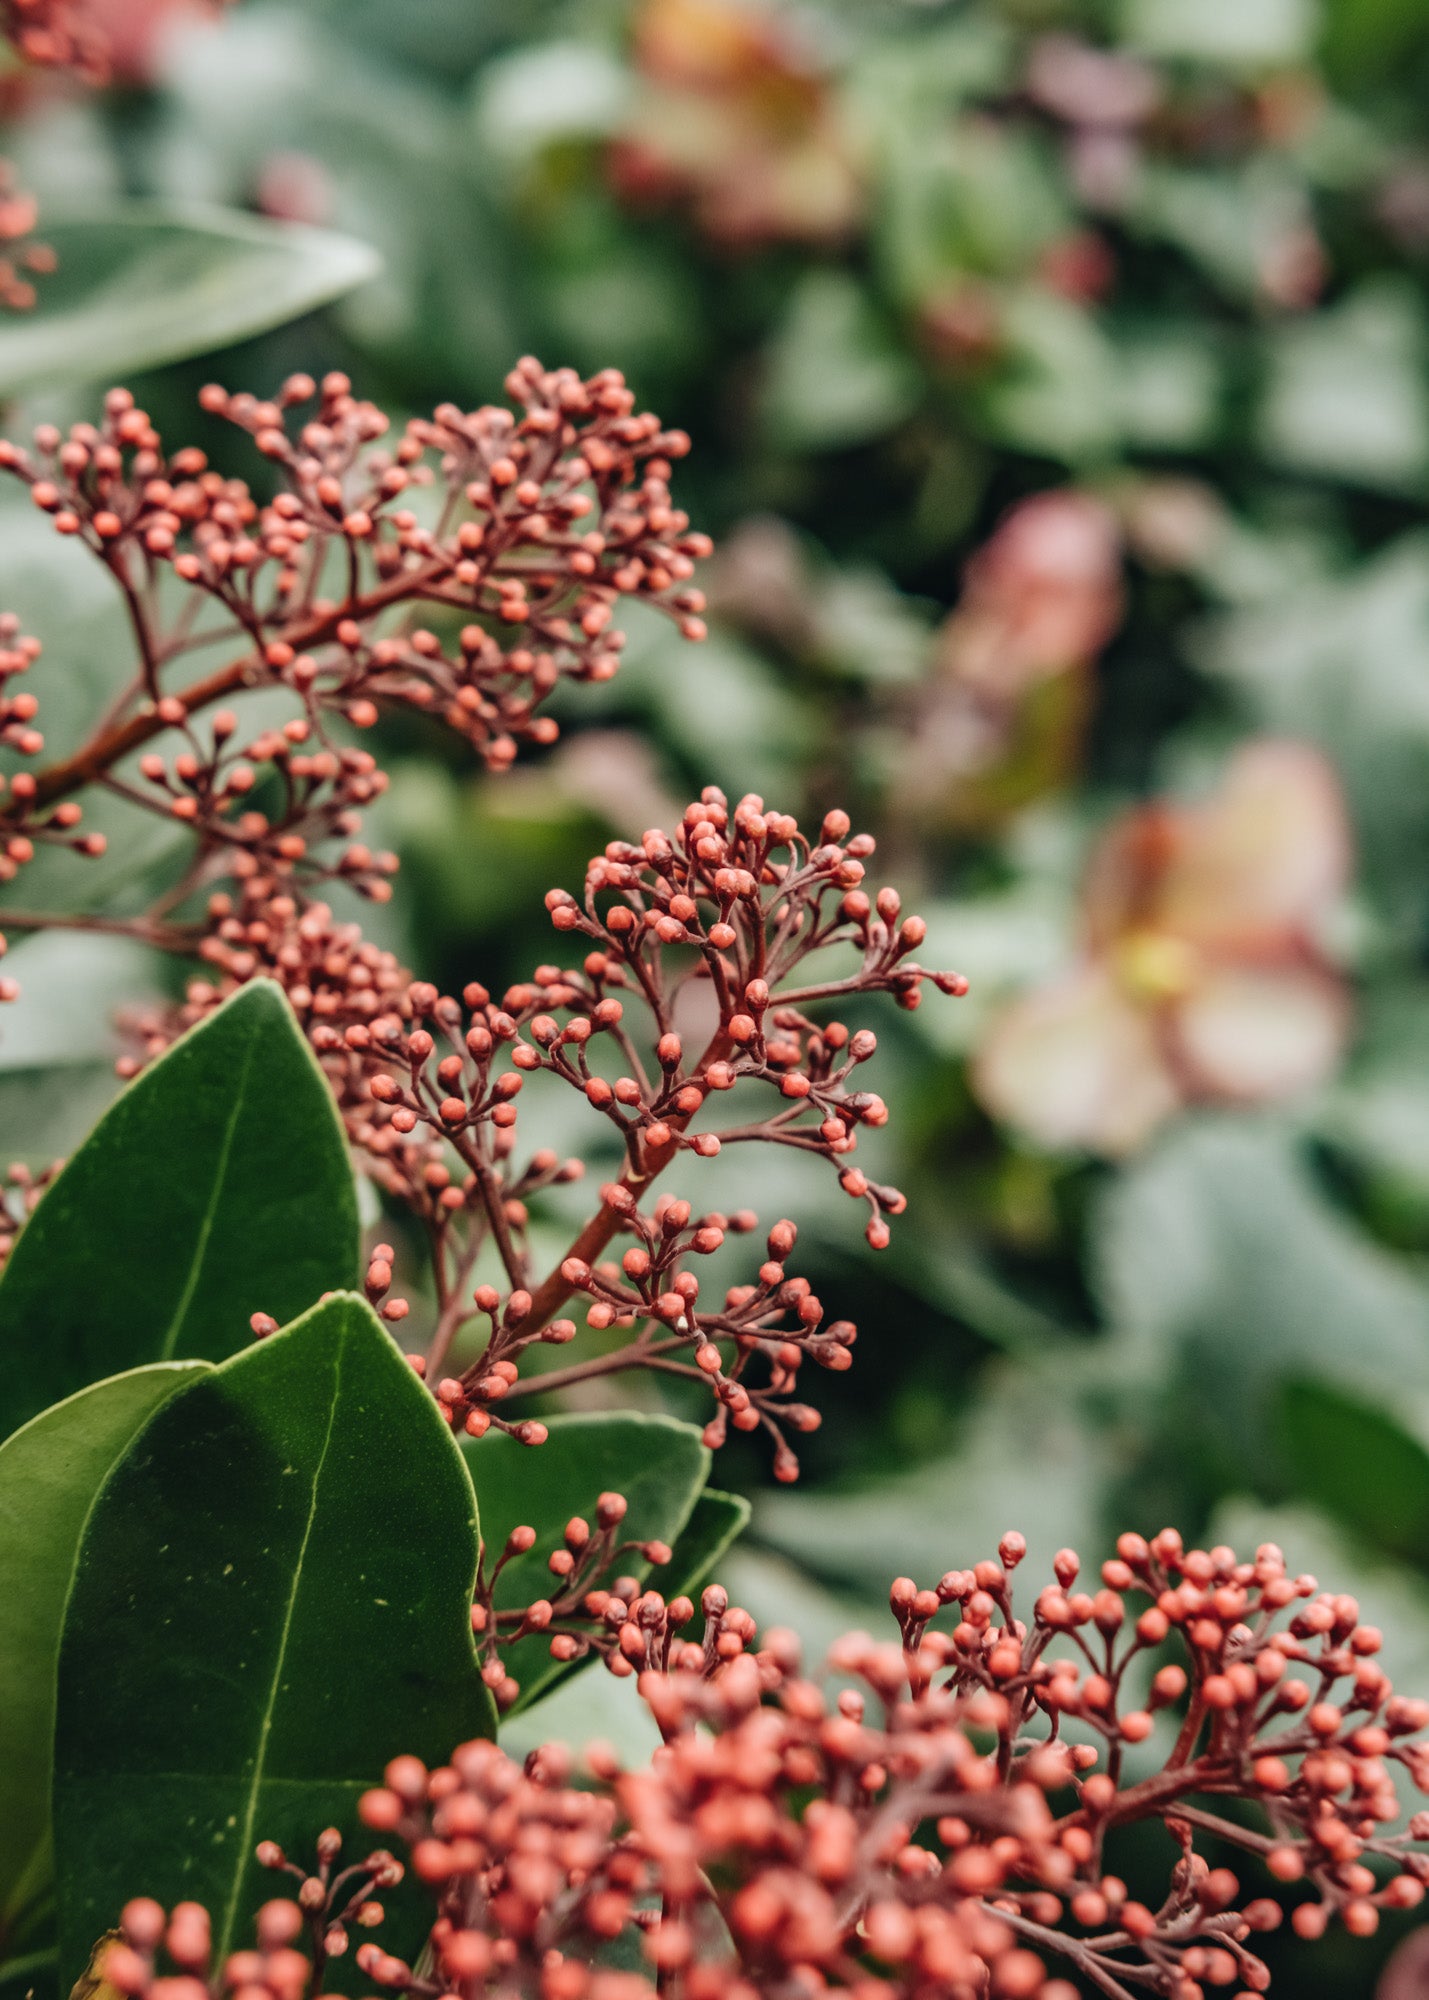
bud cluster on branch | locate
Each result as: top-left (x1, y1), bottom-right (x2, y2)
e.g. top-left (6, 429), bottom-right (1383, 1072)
top-left (468, 1493), bottom-right (757, 1711)
top-left (0, 364), bottom-right (966, 1475)
top-left (94, 1532), bottom-right (1429, 2000)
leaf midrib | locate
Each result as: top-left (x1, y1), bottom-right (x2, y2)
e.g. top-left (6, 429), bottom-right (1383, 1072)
top-left (156, 1017), bottom-right (257, 1363)
top-left (214, 1338), bottom-right (344, 1962)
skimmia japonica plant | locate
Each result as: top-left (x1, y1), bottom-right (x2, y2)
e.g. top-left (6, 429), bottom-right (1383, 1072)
top-left (0, 353), bottom-right (1422, 2000)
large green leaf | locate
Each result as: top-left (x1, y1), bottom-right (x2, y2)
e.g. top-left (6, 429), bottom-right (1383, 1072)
top-left (1091, 1120), bottom-right (1429, 1477)
top-left (0, 205), bottom-right (380, 397)
top-left (1257, 283), bottom-right (1429, 495)
top-left (461, 1413), bottom-right (710, 1716)
top-left (1280, 1380), bottom-right (1429, 1570)
top-left (664, 1488), bottom-right (751, 1600)
top-left (0, 1362), bottom-right (210, 1960)
top-left (53, 1295), bottom-right (494, 1984)
top-left (0, 1942), bottom-right (55, 2000)
top-left (0, 980), bottom-right (360, 1442)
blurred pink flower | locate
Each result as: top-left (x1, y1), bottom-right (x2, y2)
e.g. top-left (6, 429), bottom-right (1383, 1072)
top-left (942, 490), bottom-right (1123, 700)
top-left (609, 0), bottom-right (862, 250)
top-left (897, 490), bottom-right (1122, 830)
top-left (254, 150), bottom-right (333, 227)
top-left (974, 741), bottom-right (1352, 1155)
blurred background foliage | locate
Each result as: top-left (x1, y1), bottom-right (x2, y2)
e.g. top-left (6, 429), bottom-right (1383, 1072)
top-left (3, 0), bottom-right (1429, 1988)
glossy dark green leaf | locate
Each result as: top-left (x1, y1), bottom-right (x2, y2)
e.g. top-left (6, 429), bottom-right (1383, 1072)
top-left (0, 1362), bottom-right (210, 1962)
top-left (1280, 1380), bottom-right (1429, 1569)
top-left (0, 205), bottom-right (380, 397)
top-left (0, 980), bottom-right (360, 1442)
top-left (460, 1413), bottom-right (709, 1716)
top-left (663, 1488), bottom-right (750, 1600)
top-left (0, 1942), bottom-right (55, 2000)
top-left (53, 1295), bottom-right (494, 1985)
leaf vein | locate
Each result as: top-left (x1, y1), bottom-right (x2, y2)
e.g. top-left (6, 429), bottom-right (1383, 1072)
top-left (214, 1337), bottom-right (344, 1960)
top-left (156, 1018), bottom-right (258, 1363)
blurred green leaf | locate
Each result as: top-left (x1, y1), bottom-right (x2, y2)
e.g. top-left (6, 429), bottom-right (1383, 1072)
top-left (0, 932), bottom-right (157, 1163)
top-left (460, 1413), bottom-right (710, 1715)
top-left (53, 1296), bottom-right (493, 1985)
top-left (311, 0), bottom-right (559, 75)
top-left (498, 1657), bottom-right (663, 1768)
top-left (757, 1354), bottom-right (1122, 1594)
top-left (0, 1362), bottom-right (209, 1959)
top-left (470, 41), bottom-right (631, 162)
top-left (1121, 0), bottom-right (1319, 63)
top-left (0, 1942), bottom-right (54, 2000)
top-left (1280, 1379), bottom-right (1429, 1566)
top-left (160, 14), bottom-right (517, 397)
top-left (978, 289), bottom-right (1121, 463)
top-left (593, 602), bottom-right (814, 801)
top-left (1200, 531), bottom-right (1429, 925)
top-left (874, 116), bottom-right (1067, 308)
top-left (1257, 282), bottom-right (1429, 492)
top-left (0, 981), bottom-right (360, 1441)
top-left (0, 205), bottom-right (379, 396)
top-left (1135, 163), bottom-right (1315, 302)
top-left (763, 271), bottom-right (921, 452)
top-left (1109, 323), bottom-right (1224, 449)
top-left (1317, 986), bottom-right (1429, 1221)
top-left (1093, 1121), bottom-right (1429, 1470)
top-left (720, 1545), bottom-right (886, 1661)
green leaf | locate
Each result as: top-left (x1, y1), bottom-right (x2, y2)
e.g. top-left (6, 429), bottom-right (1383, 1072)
top-left (0, 1363), bottom-right (209, 1959)
top-left (0, 980), bottom-right (360, 1442)
top-left (762, 271), bottom-right (921, 453)
top-left (1257, 282), bottom-right (1429, 494)
top-left (0, 204), bottom-right (380, 397)
top-left (53, 1295), bottom-right (494, 1985)
top-left (499, 1662), bottom-right (663, 1771)
top-left (0, 1943), bottom-right (55, 2000)
top-left (158, 20), bottom-right (519, 402)
top-left (460, 1413), bottom-right (710, 1716)
top-left (0, 932), bottom-right (158, 1167)
top-left (1120, 0), bottom-right (1317, 64)
top-left (1280, 1380), bottom-right (1429, 1569)
top-left (1200, 531), bottom-right (1429, 930)
top-left (978, 289), bottom-right (1121, 464)
top-left (664, 1488), bottom-right (751, 1600)
top-left (1091, 1121), bottom-right (1429, 1479)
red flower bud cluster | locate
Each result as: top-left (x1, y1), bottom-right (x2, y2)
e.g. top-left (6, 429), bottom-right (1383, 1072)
top-left (318, 788), bottom-right (960, 1473)
top-left (99, 1532), bottom-right (1429, 2000)
top-left (116, 781), bottom-right (965, 1474)
top-left (0, 361), bottom-right (703, 833)
top-left (0, 368), bottom-right (966, 1474)
top-left (468, 1488), bottom-right (756, 1710)
top-left (0, 610), bottom-right (107, 901)
top-left (101, 1827), bottom-right (401, 2000)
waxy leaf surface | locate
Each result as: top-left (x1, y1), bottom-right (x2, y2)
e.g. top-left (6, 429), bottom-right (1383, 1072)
top-left (54, 1296), bottom-right (494, 1984)
top-left (0, 1363), bottom-right (209, 1962)
top-left (461, 1412), bottom-right (709, 1715)
top-left (0, 205), bottom-right (380, 396)
top-left (0, 981), bottom-right (360, 1441)
top-left (664, 1487), bottom-right (751, 1599)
